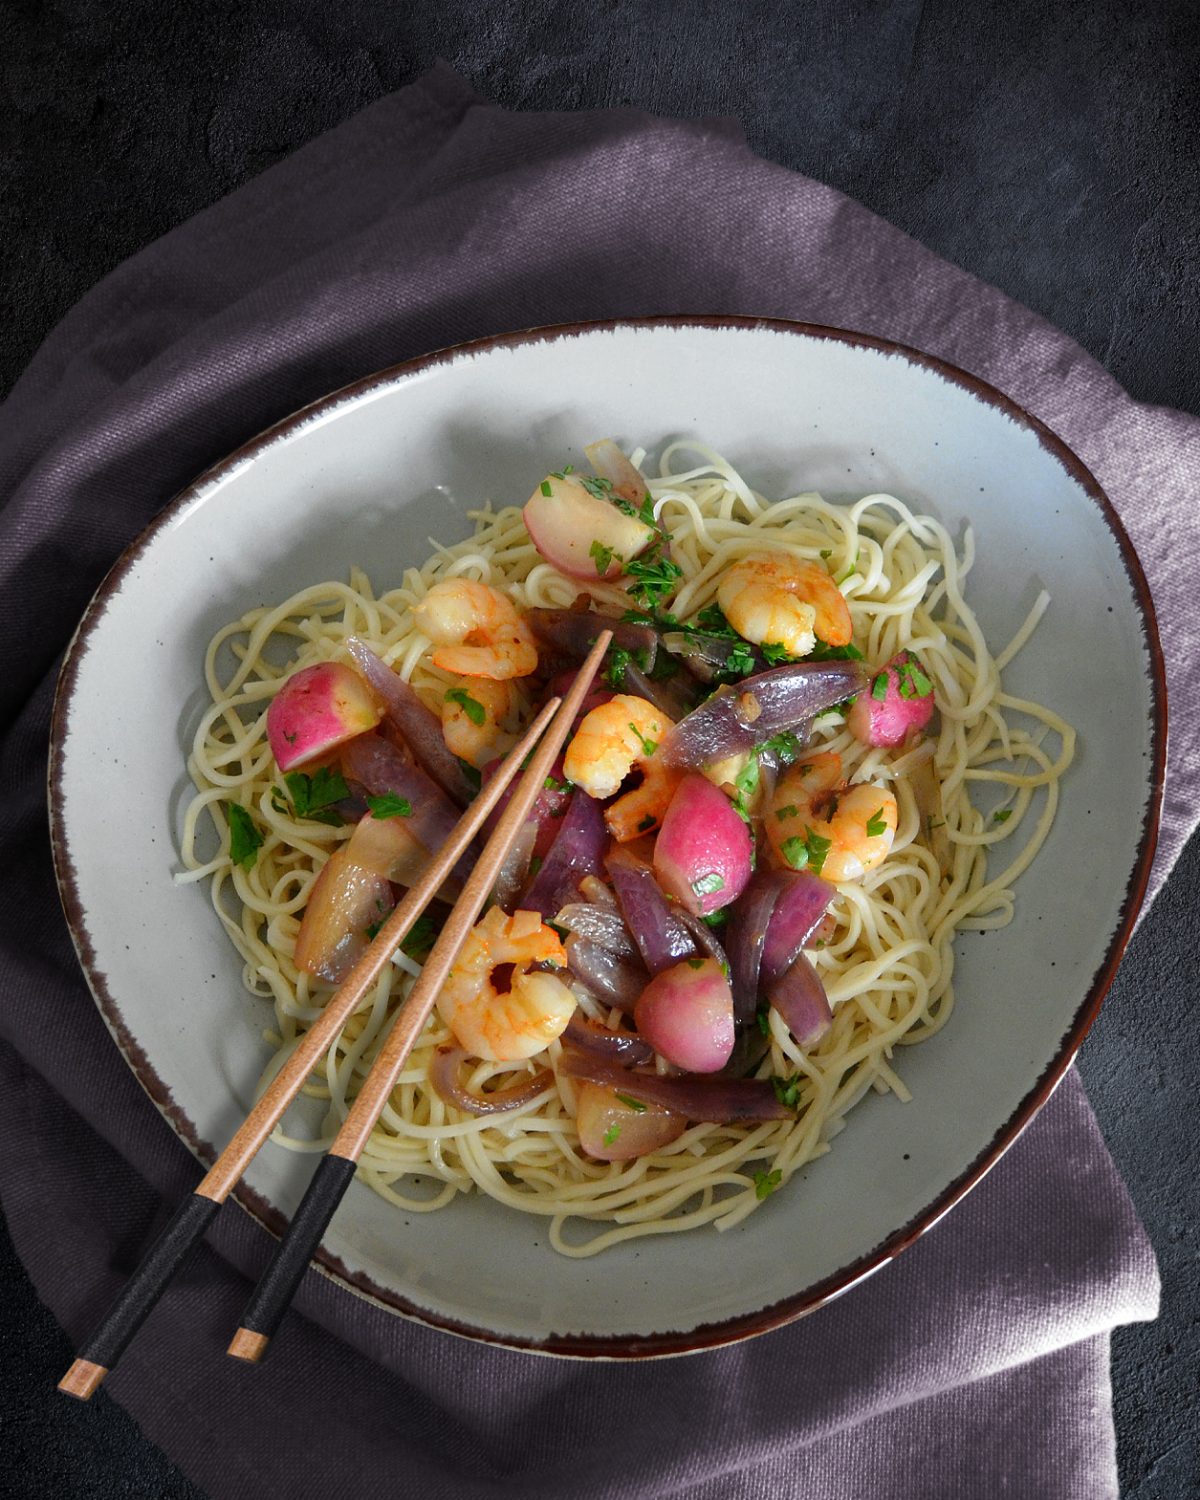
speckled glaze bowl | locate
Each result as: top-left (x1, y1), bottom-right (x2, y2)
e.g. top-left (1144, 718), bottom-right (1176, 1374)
top-left (50, 319), bottom-right (1165, 1356)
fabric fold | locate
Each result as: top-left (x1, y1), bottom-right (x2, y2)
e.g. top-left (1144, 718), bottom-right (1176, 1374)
top-left (3, 62), bottom-right (1195, 1499)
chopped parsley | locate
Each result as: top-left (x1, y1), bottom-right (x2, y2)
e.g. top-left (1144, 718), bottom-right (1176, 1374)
top-left (993, 808), bottom-right (1013, 824)
top-left (270, 787), bottom-right (290, 816)
top-left (400, 914), bottom-right (438, 961)
top-left (835, 549), bottom-right (859, 585)
top-left (927, 815), bottom-right (946, 834)
top-left (579, 473), bottom-right (615, 500)
top-left (775, 803), bottom-right (800, 821)
top-left (723, 639), bottom-right (758, 679)
top-left (615, 1092), bottom-right (648, 1113)
top-left (637, 813), bottom-right (658, 832)
top-left (695, 602), bottom-right (737, 638)
top-left (529, 857), bottom-right (545, 879)
top-left (755, 730), bottom-right (803, 765)
top-left (625, 543), bottom-right (683, 609)
top-left (760, 641), bottom-right (795, 666)
top-left (895, 656), bottom-right (934, 700)
top-left (284, 766), bottom-right (349, 825)
top-left (781, 827), bottom-right (833, 876)
top-left (628, 722), bottom-right (658, 757)
top-left (364, 919), bottom-right (384, 941)
top-left (612, 491), bottom-right (658, 528)
top-left (700, 907), bottom-right (729, 928)
top-left (808, 638), bottom-right (865, 662)
top-left (865, 806), bottom-right (888, 838)
top-left (871, 672), bottom-right (890, 701)
top-left (540, 479), bottom-right (553, 497)
top-left (756, 1005), bottom-right (771, 1036)
top-left (367, 793), bottom-right (413, 820)
top-left (457, 758), bottom-right (482, 791)
top-left (548, 466), bottom-right (574, 479)
top-left (819, 548), bottom-right (833, 560)
top-left (544, 774), bottom-right (570, 793)
top-left (771, 1074), bottom-right (801, 1109)
top-left (606, 645), bottom-right (631, 687)
top-left (733, 757), bottom-right (760, 819)
top-left (602, 1123), bottom-right (622, 1146)
top-left (227, 803), bottom-right (263, 870)
top-left (445, 687), bottom-right (485, 726)
top-left (691, 871), bottom-right (725, 898)
top-left (753, 1168), bottom-right (783, 1200)
top-left (589, 539), bottom-right (616, 576)
top-left (686, 957), bottom-right (705, 970)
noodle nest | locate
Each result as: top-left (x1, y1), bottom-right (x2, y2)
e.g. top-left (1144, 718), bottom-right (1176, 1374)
top-left (178, 441), bottom-right (1074, 1256)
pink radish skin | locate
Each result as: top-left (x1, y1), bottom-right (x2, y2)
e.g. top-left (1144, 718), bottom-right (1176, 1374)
top-left (634, 957), bottom-right (735, 1073)
top-left (575, 1082), bottom-right (687, 1161)
top-left (267, 662), bottom-right (381, 772)
top-left (848, 650), bottom-right (935, 748)
top-left (654, 773), bottom-right (753, 916)
top-left (523, 474), bottom-right (655, 580)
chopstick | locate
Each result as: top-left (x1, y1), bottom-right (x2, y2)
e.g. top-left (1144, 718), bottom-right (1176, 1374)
top-left (226, 629), bottom-right (613, 1364)
top-left (57, 688), bottom-right (571, 1401)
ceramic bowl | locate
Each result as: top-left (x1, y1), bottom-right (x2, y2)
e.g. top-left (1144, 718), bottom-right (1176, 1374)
top-left (50, 319), bottom-right (1165, 1355)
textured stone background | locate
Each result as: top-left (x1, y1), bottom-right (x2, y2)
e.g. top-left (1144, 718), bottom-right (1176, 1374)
top-left (2, 1), bottom-right (1197, 1494)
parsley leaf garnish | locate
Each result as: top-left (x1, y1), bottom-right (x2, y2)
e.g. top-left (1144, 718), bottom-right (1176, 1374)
top-left (782, 828), bottom-right (833, 875)
top-left (993, 808), bottom-right (1013, 824)
top-left (775, 803), bottom-right (800, 821)
top-left (367, 793), bottom-right (413, 820)
top-left (589, 539), bottom-right (616, 576)
top-left (284, 766), bottom-right (349, 825)
top-left (400, 914), bottom-right (438, 961)
top-left (540, 479), bottom-right (553, 497)
top-left (755, 730), bottom-right (803, 765)
top-left (756, 1005), bottom-right (771, 1036)
top-left (691, 871), bottom-right (725, 898)
top-left (615, 1092), bottom-right (648, 1113)
top-left (637, 813), bottom-right (658, 832)
top-left (865, 806), bottom-right (888, 838)
top-left (579, 474), bottom-right (615, 500)
top-left (695, 602), bottom-right (737, 638)
top-left (625, 543), bottom-right (683, 609)
top-left (686, 957), bottom-right (705, 970)
top-left (733, 757), bottom-right (760, 819)
top-left (457, 757), bottom-right (482, 792)
top-left (771, 1075), bottom-right (801, 1109)
top-left (760, 641), bottom-right (795, 666)
top-left (445, 687), bottom-right (486, 726)
top-left (753, 1168), bottom-right (783, 1200)
top-left (808, 639), bottom-right (865, 662)
top-left (227, 803), bottom-right (263, 870)
top-left (700, 907), bottom-right (729, 928)
top-left (835, 550), bottom-right (859, 585)
top-left (602, 1123), bottom-right (621, 1146)
top-left (629, 722), bottom-right (658, 757)
top-left (606, 645), bottom-right (631, 687)
top-left (871, 672), bottom-right (889, 701)
top-left (723, 639), bottom-right (758, 679)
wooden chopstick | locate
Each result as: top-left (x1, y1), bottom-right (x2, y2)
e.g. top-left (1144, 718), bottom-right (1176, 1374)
top-left (57, 692), bottom-right (565, 1401)
top-left (226, 629), bottom-right (613, 1364)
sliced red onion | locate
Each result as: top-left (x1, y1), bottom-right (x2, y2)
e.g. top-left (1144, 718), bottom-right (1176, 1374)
top-left (555, 902), bottom-right (641, 961)
top-left (345, 638), bottom-right (478, 807)
top-left (661, 662), bottom-right (865, 768)
top-left (482, 749), bottom-right (573, 859)
top-left (560, 1049), bottom-right (792, 1122)
top-left (520, 789), bottom-right (608, 918)
top-left (676, 909), bottom-right (730, 969)
top-left (726, 870), bottom-right (791, 1026)
top-left (605, 845), bottom-right (698, 974)
top-left (340, 732), bottom-right (471, 882)
top-left (431, 1046), bottom-right (554, 1116)
top-left (564, 935), bottom-right (647, 1013)
top-left (491, 819), bottom-right (539, 913)
top-left (618, 657), bottom-right (699, 719)
top-left (760, 873), bottom-right (835, 985)
top-left (563, 1010), bottom-right (655, 1067)
top-left (766, 954), bottom-right (832, 1048)
top-left (529, 608), bottom-right (658, 670)
top-left (661, 631), bottom-right (765, 683)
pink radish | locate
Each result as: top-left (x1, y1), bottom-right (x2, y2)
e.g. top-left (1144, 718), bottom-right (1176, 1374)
top-left (634, 957), bottom-right (735, 1073)
top-left (267, 662), bottom-right (381, 772)
top-left (654, 773), bottom-right (753, 916)
top-left (848, 650), bottom-right (935, 748)
top-left (523, 473), bottom-right (655, 581)
top-left (575, 1082), bottom-right (686, 1161)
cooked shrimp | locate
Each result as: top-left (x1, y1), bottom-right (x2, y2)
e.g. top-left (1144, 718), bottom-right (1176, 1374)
top-left (437, 907), bottom-right (576, 1062)
top-left (718, 552), bottom-right (853, 654)
top-left (413, 579), bottom-right (538, 679)
top-left (766, 751), bottom-right (897, 883)
top-left (440, 677), bottom-right (521, 769)
top-left (563, 694), bottom-right (680, 841)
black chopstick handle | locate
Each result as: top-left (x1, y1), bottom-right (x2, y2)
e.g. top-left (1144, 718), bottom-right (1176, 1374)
top-left (61, 1192), bottom-right (222, 1394)
top-left (229, 1152), bottom-right (357, 1361)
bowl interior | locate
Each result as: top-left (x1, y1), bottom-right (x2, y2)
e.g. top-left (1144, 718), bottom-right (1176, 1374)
top-left (52, 322), bottom-right (1160, 1353)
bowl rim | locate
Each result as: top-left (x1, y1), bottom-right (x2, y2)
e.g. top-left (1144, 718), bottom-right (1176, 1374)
top-left (49, 315), bottom-right (1168, 1358)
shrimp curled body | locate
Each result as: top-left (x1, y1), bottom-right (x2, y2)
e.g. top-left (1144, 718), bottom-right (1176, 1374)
top-left (437, 907), bottom-right (576, 1061)
top-left (563, 694), bottom-right (679, 841)
top-left (718, 552), bottom-right (852, 655)
top-left (767, 752), bottom-right (897, 884)
top-left (441, 677), bottom-right (522, 769)
top-left (413, 580), bottom-right (538, 680)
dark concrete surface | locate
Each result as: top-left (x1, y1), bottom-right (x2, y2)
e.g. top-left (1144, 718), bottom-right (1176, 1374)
top-left (2, 1), bottom-right (1198, 1494)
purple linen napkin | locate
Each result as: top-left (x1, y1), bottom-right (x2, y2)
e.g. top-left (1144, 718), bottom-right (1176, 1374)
top-left (1, 64), bottom-right (1194, 1498)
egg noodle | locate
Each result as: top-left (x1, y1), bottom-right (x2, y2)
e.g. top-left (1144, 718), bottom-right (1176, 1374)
top-left (177, 442), bottom-right (1074, 1256)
